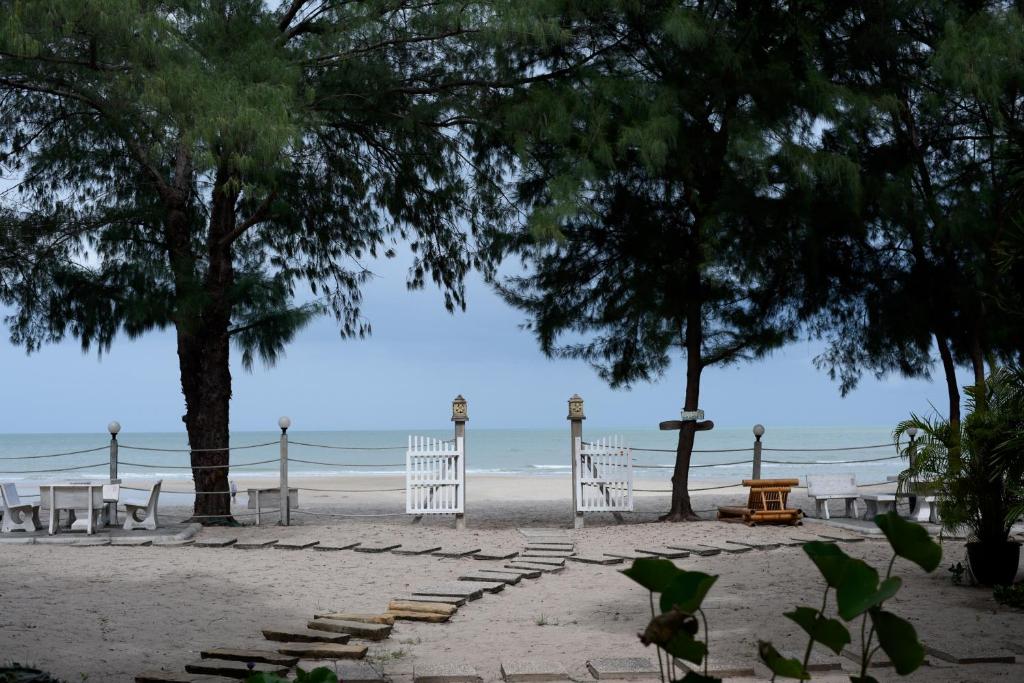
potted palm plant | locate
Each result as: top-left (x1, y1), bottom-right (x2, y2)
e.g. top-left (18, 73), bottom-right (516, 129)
top-left (894, 366), bottom-right (1024, 586)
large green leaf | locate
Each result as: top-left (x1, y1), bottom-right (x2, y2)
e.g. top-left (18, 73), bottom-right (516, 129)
top-left (870, 608), bottom-right (925, 674)
top-left (659, 571), bottom-right (718, 614)
top-left (757, 641), bottom-right (809, 680)
top-left (836, 559), bottom-right (901, 620)
top-left (623, 557), bottom-right (684, 592)
top-left (783, 606), bottom-right (851, 654)
top-left (875, 512), bottom-right (942, 572)
top-left (662, 630), bottom-right (707, 664)
top-left (802, 541), bottom-right (851, 587)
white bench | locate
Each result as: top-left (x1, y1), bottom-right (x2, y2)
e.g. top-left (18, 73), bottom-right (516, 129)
top-left (806, 474), bottom-right (859, 520)
top-left (1, 483), bottom-right (42, 533)
top-left (861, 494), bottom-right (897, 519)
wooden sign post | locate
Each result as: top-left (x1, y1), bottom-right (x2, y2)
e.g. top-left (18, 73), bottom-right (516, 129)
top-left (659, 409), bottom-right (715, 433)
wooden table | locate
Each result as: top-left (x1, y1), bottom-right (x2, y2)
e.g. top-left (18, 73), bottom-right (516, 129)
top-left (39, 484), bottom-right (105, 535)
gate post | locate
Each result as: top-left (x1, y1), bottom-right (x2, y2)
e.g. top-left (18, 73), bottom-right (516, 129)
top-left (568, 394), bottom-right (585, 529)
top-left (752, 424), bottom-right (764, 480)
top-left (452, 395), bottom-right (468, 530)
top-left (278, 416), bottom-right (291, 526)
top-left (107, 421), bottom-right (121, 525)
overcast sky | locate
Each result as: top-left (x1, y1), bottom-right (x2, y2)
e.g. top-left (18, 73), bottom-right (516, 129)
top-left (0, 248), bottom-right (968, 435)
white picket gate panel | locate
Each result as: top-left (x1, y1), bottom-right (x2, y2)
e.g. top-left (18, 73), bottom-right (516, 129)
top-left (406, 435), bottom-right (464, 515)
top-left (574, 435), bottom-right (633, 513)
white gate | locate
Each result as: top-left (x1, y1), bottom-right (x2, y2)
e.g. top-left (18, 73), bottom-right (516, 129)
top-left (406, 435), bottom-right (464, 514)
top-left (574, 436), bottom-right (634, 512)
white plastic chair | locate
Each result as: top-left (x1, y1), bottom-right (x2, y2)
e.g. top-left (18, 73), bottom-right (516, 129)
top-left (1, 482), bottom-right (42, 532)
top-left (123, 480), bottom-right (161, 531)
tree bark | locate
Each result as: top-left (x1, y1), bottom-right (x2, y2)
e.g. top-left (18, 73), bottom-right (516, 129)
top-left (934, 332), bottom-right (960, 431)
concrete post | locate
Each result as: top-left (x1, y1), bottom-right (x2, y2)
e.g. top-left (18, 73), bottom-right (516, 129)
top-left (568, 394), bottom-right (585, 529)
top-left (107, 421), bottom-right (121, 525)
top-left (279, 416), bottom-right (291, 526)
top-left (752, 424), bottom-right (765, 480)
top-left (452, 395), bottom-right (468, 530)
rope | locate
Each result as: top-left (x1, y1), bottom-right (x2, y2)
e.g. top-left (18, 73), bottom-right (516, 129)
top-left (183, 510), bottom-right (277, 519)
top-left (634, 482), bottom-right (743, 493)
top-left (287, 458), bottom-right (404, 467)
top-left (295, 486), bottom-right (405, 493)
top-left (0, 446), bottom-right (107, 461)
top-left (290, 509), bottom-right (408, 518)
top-left (631, 447), bottom-right (753, 453)
top-left (762, 454), bottom-right (901, 465)
top-left (762, 443), bottom-right (894, 452)
top-left (0, 461), bottom-right (107, 474)
top-left (289, 441), bottom-right (405, 451)
top-left (118, 444), bottom-right (278, 454)
top-left (633, 459), bottom-right (751, 469)
top-left (119, 459), bottom-right (279, 470)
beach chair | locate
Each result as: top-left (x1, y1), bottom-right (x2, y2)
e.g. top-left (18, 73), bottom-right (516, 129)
top-left (1, 482), bottom-right (42, 532)
top-left (806, 473), bottom-right (859, 519)
top-left (717, 479), bottom-right (803, 526)
top-left (123, 480), bottom-right (161, 531)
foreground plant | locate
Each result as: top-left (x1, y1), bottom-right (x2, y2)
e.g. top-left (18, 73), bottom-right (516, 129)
top-left (624, 512), bottom-right (941, 682)
top-left (247, 667), bottom-right (336, 683)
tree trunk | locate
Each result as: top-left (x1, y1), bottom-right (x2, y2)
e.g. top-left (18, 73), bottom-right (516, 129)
top-left (934, 332), bottom-right (960, 431)
top-left (662, 297), bottom-right (703, 522)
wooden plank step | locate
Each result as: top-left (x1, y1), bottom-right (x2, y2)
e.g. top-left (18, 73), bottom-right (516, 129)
top-left (393, 545), bottom-right (442, 555)
top-left (392, 594), bottom-right (467, 607)
top-left (566, 555), bottom-right (624, 565)
top-left (331, 662), bottom-right (387, 683)
top-left (275, 539), bottom-right (320, 550)
top-left (353, 542), bottom-right (401, 553)
top-left (277, 643), bottom-right (368, 660)
top-left (306, 619), bottom-right (392, 640)
top-left (727, 539), bottom-right (781, 550)
top-left (520, 551), bottom-right (574, 559)
top-left (412, 584), bottom-right (485, 600)
top-left (505, 562), bottom-right (564, 574)
top-left (699, 543), bottom-right (751, 554)
top-left (200, 648), bottom-right (298, 667)
top-left (386, 609), bottom-right (451, 622)
top-left (314, 612), bottom-right (395, 625)
top-left (602, 551), bottom-right (648, 561)
top-left (185, 659), bottom-right (289, 679)
top-left (524, 544), bottom-right (574, 552)
top-left (818, 534), bottom-right (866, 543)
top-left (135, 673), bottom-right (230, 683)
top-left (637, 547), bottom-right (691, 559)
top-left (234, 540), bottom-right (278, 550)
top-left (387, 600), bottom-right (457, 615)
top-left (665, 545), bottom-right (718, 557)
top-left (480, 567), bottom-right (542, 579)
top-left (314, 541), bottom-right (361, 551)
top-left (501, 660), bottom-right (571, 682)
top-left (261, 626), bottom-right (351, 643)
top-left (414, 663), bottom-right (482, 683)
top-left (513, 556), bottom-right (564, 566)
top-left (459, 572), bottom-right (520, 585)
top-left (472, 549), bottom-right (519, 560)
top-left (194, 538), bottom-right (237, 548)
top-left (433, 547), bottom-right (483, 558)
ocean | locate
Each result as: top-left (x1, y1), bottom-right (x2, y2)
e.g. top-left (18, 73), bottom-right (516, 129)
top-left (0, 425), bottom-right (908, 487)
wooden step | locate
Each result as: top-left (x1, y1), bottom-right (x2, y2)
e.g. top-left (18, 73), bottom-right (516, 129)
top-left (277, 643), bottom-right (368, 659)
top-left (200, 648), bottom-right (298, 667)
top-left (388, 600), bottom-right (457, 615)
top-left (306, 619), bottom-right (392, 640)
top-left (185, 659), bottom-right (289, 679)
top-left (313, 612), bottom-right (396, 625)
top-left (392, 594), bottom-right (467, 607)
top-left (135, 673), bottom-right (231, 683)
top-left (261, 626), bottom-right (352, 643)
top-left (385, 609), bottom-right (451, 622)
top-left (459, 572), bottom-right (520, 585)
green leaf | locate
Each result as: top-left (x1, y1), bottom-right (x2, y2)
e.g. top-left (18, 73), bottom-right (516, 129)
top-left (662, 630), bottom-right (707, 664)
top-left (640, 609), bottom-right (698, 647)
top-left (870, 609), bottom-right (925, 674)
top-left (659, 571), bottom-right (718, 614)
top-left (623, 557), bottom-right (684, 592)
top-left (757, 641), bottom-right (809, 680)
top-left (875, 512), bottom-right (942, 572)
top-left (849, 677), bottom-right (880, 683)
top-left (802, 541), bottom-right (851, 587)
top-left (783, 606), bottom-right (851, 654)
top-left (676, 671), bottom-right (723, 683)
top-left (836, 559), bottom-right (901, 620)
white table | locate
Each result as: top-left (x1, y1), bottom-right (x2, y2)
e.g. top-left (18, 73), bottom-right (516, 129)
top-left (247, 487), bottom-right (298, 525)
top-left (40, 484), bottom-right (105, 535)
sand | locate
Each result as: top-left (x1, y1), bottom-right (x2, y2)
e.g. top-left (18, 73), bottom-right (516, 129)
top-left (1, 475), bottom-right (1022, 682)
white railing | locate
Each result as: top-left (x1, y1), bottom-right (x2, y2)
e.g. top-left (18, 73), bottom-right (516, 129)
top-left (575, 435), bottom-right (633, 513)
top-left (406, 435), bottom-right (464, 515)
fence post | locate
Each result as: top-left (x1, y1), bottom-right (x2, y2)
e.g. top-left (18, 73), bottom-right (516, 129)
top-left (278, 416), bottom-right (291, 526)
top-left (107, 421), bottom-right (120, 525)
top-left (568, 394), bottom-right (585, 529)
top-left (752, 424), bottom-right (764, 480)
top-left (452, 395), bottom-right (468, 530)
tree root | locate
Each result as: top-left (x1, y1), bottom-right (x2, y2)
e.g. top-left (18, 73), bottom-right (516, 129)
top-left (658, 510), bottom-right (702, 522)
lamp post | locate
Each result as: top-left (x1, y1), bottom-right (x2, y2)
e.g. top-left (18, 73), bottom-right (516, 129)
top-left (752, 424), bottom-right (765, 480)
top-left (107, 421), bottom-right (121, 525)
top-left (568, 394), bottom-right (585, 529)
top-left (278, 416), bottom-right (291, 526)
top-left (452, 395), bottom-right (468, 530)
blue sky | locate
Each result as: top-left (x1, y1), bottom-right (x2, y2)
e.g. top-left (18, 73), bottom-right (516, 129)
top-left (0, 251), bottom-right (968, 434)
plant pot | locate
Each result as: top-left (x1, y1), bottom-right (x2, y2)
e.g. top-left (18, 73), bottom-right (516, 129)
top-left (966, 541), bottom-right (1022, 586)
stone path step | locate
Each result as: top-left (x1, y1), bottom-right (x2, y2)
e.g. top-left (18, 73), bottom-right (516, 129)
top-left (665, 545), bottom-right (718, 557)
top-left (411, 584), bottom-right (485, 600)
top-left (277, 643), bottom-right (368, 659)
top-left (313, 612), bottom-right (395, 625)
top-left (520, 551), bottom-right (574, 559)
top-left (479, 567), bottom-right (541, 579)
top-left (727, 539), bottom-right (781, 550)
top-left (388, 600), bottom-right (458, 615)
top-left (200, 648), bottom-right (298, 667)
top-left (433, 547), bottom-right (483, 558)
top-left (566, 555), bottom-right (623, 565)
top-left (354, 542), bottom-right (401, 553)
top-left (194, 538), bottom-right (237, 548)
top-left (636, 548), bottom-right (690, 559)
top-left (505, 562), bottom-right (564, 574)
top-left (524, 544), bottom-right (574, 551)
top-left (234, 540), bottom-right (277, 550)
top-left (261, 626), bottom-right (352, 643)
top-left (500, 660), bottom-right (570, 682)
top-left (314, 540), bottom-right (361, 551)
top-left (330, 661), bottom-right (387, 683)
top-left (386, 609), bottom-right (451, 622)
top-left (275, 539), bottom-right (320, 550)
top-left (414, 663), bottom-right (482, 683)
top-left (602, 551), bottom-right (648, 561)
top-left (513, 556), bottom-right (564, 566)
top-left (472, 549), bottom-right (519, 560)
top-left (699, 543), bottom-right (751, 554)
top-left (459, 572), bottom-right (520, 585)
top-left (392, 594), bottom-right (468, 607)
top-left (818, 534), bottom-right (865, 543)
top-left (586, 657), bottom-right (659, 680)
top-left (185, 659), bottom-right (289, 678)
top-left (135, 673), bottom-right (230, 683)
top-left (925, 646), bottom-right (1017, 665)
top-left (393, 545), bottom-right (443, 555)
top-left (306, 619), bottom-right (392, 640)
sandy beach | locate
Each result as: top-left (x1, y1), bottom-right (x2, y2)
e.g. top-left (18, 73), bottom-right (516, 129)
top-left (2, 475), bottom-right (1022, 682)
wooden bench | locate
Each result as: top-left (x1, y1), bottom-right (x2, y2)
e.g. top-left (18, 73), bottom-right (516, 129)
top-left (806, 474), bottom-right (859, 520)
top-left (717, 479), bottom-right (803, 526)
